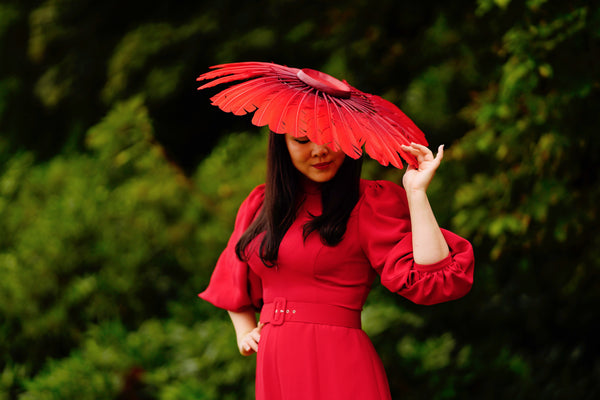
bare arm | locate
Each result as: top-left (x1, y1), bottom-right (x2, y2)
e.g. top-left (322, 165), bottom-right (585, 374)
top-left (401, 143), bottom-right (450, 265)
top-left (228, 309), bottom-right (263, 356)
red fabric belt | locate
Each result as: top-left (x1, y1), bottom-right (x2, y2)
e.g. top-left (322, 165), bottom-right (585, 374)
top-left (260, 297), bottom-right (361, 329)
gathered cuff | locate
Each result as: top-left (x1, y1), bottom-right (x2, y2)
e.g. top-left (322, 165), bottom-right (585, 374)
top-left (413, 253), bottom-right (454, 272)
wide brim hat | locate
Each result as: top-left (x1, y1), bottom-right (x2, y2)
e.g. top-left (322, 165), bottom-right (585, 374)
top-left (197, 61), bottom-right (427, 168)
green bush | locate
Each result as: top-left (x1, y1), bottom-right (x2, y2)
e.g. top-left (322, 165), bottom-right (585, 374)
top-left (20, 319), bottom-right (255, 400)
top-left (0, 97), bottom-right (265, 399)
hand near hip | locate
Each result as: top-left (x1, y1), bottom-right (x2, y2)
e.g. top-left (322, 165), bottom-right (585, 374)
top-left (238, 323), bottom-right (263, 356)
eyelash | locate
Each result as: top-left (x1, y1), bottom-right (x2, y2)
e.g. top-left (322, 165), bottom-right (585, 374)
top-left (295, 139), bottom-right (310, 144)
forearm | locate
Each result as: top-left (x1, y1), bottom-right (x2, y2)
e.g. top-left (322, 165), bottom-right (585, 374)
top-left (228, 309), bottom-right (257, 341)
top-left (406, 189), bottom-right (450, 265)
top-left (228, 309), bottom-right (261, 355)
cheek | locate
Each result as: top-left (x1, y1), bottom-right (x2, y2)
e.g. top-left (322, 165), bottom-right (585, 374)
top-left (288, 148), bottom-right (311, 172)
top-left (300, 148), bottom-right (315, 163)
top-left (285, 144), bottom-right (300, 164)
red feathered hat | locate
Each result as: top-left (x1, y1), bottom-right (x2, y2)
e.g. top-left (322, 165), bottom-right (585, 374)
top-left (197, 62), bottom-right (427, 168)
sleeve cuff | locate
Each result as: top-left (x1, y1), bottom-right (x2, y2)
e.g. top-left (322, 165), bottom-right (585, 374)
top-left (413, 253), bottom-right (454, 272)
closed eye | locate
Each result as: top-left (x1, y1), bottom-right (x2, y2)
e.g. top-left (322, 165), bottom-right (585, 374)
top-left (294, 137), bottom-right (310, 144)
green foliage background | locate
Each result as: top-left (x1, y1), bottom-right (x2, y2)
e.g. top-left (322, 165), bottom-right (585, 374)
top-left (1, 0), bottom-right (599, 399)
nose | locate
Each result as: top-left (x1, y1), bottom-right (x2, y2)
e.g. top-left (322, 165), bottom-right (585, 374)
top-left (311, 143), bottom-right (330, 157)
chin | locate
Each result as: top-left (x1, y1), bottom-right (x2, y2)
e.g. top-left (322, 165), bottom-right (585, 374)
top-left (308, 173), bottom-right (336, 183)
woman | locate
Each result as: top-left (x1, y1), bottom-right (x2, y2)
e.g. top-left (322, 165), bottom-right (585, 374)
top-left (199, 131), bottom-right (474, 400)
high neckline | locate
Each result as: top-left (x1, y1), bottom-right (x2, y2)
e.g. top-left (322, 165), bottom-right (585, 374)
top-left (300, 177), bottom-right (323, 195)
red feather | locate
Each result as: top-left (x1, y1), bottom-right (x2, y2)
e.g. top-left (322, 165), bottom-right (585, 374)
top-left (270, 87), bottom-right (304, 134)
top-left (214, 79), bottom-right (274, 115)
top-left (293, 90), bottom-right (313, 138)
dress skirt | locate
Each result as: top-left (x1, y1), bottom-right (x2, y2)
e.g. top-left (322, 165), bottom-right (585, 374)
top-left (256, 322), bottom-right (391, 400)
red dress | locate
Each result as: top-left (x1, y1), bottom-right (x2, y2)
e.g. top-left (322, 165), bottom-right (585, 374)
top-left (199, 180), bottom-right (474, 400)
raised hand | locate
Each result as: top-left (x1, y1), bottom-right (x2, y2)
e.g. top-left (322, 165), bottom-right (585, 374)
top-left (401, 143), bottom-right (444, 193)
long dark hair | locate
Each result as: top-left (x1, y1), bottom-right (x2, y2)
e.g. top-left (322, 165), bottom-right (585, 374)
top-left (235, 131), bottom-right (363, 267)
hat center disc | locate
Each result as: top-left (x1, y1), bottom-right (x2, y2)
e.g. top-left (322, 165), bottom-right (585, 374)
top-left (296, 68), bottom-right (352, 99)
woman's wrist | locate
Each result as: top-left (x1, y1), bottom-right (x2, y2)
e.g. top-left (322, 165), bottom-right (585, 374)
top-left (405, 187), bottom-right (428, 204)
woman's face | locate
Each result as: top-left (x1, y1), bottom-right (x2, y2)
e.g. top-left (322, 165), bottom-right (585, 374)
top-left (285, 134), bottom-right (346, 183)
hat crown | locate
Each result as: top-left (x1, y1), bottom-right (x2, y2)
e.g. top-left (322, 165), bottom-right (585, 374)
top-left (296, 68), bottom-right (352, 99)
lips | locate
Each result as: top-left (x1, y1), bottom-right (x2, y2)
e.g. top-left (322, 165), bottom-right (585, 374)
top-left (312, 161), bottom-right (333, 170)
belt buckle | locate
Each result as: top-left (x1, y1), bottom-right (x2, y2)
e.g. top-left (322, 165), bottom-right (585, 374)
top-left (272, 297), bottom-right (286, 326)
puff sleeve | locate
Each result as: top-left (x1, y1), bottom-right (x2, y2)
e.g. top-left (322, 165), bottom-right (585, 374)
top-left (198, 185), bottom-right (265, 312)
top-left (359, 180), bottom-right (474, 305)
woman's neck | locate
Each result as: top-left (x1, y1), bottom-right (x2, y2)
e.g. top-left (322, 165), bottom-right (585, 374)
top-left (300, 176), bottom-right (323, 195)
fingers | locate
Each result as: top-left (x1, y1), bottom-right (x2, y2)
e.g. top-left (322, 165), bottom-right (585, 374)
top-left (241, 338), bottom-right (259, 354)
top-left (435, 144), bottom-right (444, 162)
top-left (401, 143), bottom-right (444, 165)
top-left (240, 336), bottom-right (258, 355)
top-left (403, 142), bottom-right (430, 152)
top-left (401, 142), bottom-right (433, 159)
top-left (239, 325), bottom-right (263, 356)
top-left (249, 329), bottom-right (261, 344)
